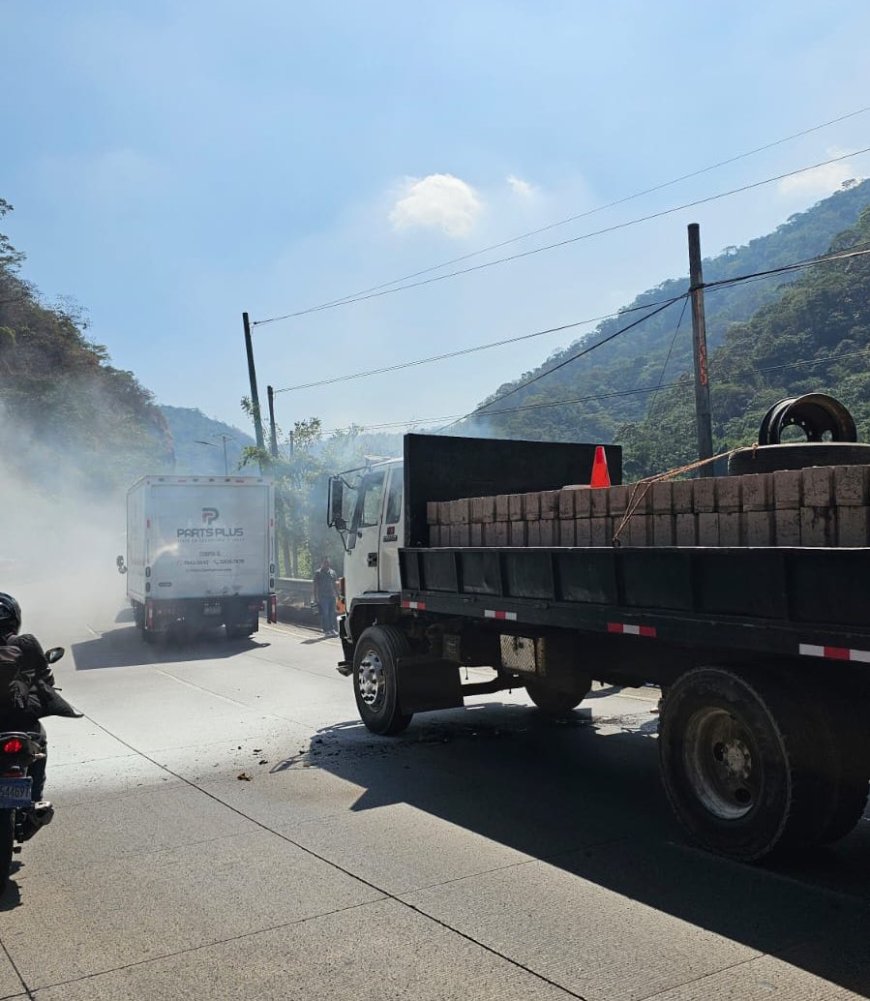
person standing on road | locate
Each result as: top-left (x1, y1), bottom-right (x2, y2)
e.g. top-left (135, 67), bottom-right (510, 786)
top-left (313, 557), bottom-right (338, 636)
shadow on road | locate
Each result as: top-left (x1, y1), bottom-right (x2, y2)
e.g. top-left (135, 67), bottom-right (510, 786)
top-left (71, 624), bottom-right (270, 670)
top-left (275, 699), bottom-right (870, 997)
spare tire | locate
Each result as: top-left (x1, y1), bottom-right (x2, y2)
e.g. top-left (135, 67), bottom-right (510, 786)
top-left (728, 442), bottom-right (870, 476)
top-left (758, 393), bottom-right (857, 445)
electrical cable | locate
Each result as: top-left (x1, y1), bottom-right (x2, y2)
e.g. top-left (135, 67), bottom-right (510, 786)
top-left (253, 145), bottom-right (870, 325)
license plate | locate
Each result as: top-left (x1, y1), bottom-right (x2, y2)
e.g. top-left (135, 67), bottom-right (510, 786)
top-left (203, 603), bottom-right (221, 616)
top-left (0, 778), bottom-right (31, 809)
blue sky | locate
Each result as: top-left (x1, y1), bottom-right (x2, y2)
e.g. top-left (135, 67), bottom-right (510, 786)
top-left (3, 1), bottom-right (870, 435)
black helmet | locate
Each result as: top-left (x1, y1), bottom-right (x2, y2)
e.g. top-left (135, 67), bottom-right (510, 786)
top-left (0, 594), bottom-right (21, 637)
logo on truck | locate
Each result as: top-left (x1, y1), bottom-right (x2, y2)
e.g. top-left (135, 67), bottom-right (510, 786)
top-left (202, 507), bottom-right (219, 525)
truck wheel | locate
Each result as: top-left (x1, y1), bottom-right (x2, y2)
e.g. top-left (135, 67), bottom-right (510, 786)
top-left (814, 701), bottom-right (869, 845)
top-left (658, 667), bottom-right (837, 861)
top-left (353, 625), bottom-right (413, 736)
top-left (525, 679), bottom-right (590, 715)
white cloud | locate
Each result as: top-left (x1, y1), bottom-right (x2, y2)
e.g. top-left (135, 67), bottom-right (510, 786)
top-left (389, 173), bottom-right (483, 237)
top-left (506, 174), bottom-right (536, 198)
top-left (778, 156), bottom-right (863, 200)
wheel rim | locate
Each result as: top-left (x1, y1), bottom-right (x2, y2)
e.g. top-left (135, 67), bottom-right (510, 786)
top-left (683, 707), bottom-right (761, 820)
top-left (357, 648), bottom-right (386, 710)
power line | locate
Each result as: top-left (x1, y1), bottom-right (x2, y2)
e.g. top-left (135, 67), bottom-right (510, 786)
top-left (254, 145), bottom-right (870, 325)
top-left (254, 108), bottom-right (870, 325)
top-left (272, 297), bottom-right (679, 395)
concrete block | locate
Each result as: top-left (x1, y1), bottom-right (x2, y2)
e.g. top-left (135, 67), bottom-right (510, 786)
top-left (539, 520), bottom-right (556, 546)
top-left (834, 465), bottom-right (869, 506)
top-left (693, 478), bottom-right (716, 513)
top-left (626, 482), bottom-right (653, 515)
top-left (740, 473), bottom-right (771, 512)
top-left (716, 477), bottom-right (741, 513)
top-left (495, 495), bottom-right (510, 521)
top-left (672, 480), bottom-right (694, 513)
top-left (743, 510), bottom-right (774, 546)
top-left (652, 481), bottom-right (673, 514)
top-left (540, 490), bottom-right (559, 519)
top-left (523, 492), bottom-right (541, 520)
top-left (526, 520), bottom-right (541, 546)
top-left (698, 513), bottom-right (720, 545)
top-left (775, 509), bottom-right (801, 546)
top-left (559, 519), bottom-right (575, 546)
top-left (590, 517), bottom-right (610, 546)
top-left (487, 522), bottom-right (509, 546)
top-left (558, 489), bottom-right (575, 519)
top-left (451, 498), bottom-right (471, 525)
top-left (574, 518), bottom-right (591, 546)
top-left (426, 501), bottom-right (440, 525)
top-left (591, 487), bottom-right (609, 517)
top-left (773, 469), bottom-right (802, 510)
top-left (508, 494), bottom-right (523, 521)
top-left (608, 485), bottom-right (629, 517)
top-left (653, 514), bottom-right (675, 546)
top-left (450, 523), bottom-right (470, 547)
top-left (509, 521), bottom-right (527, 546)
top-left (573, 487), bottom-right (592, 518)
top-left (473, 496), bottom-right (496, 523)
top-left (719, 512), bottom-right (742, 546)
top-left (429, 525), bottom-right (442, 546)
top-left (837, 506), bottom-right (870, 546)
top-left (675, 513), bottom-right (697, 546)
top-left (628, 516), bottom-right (649, 546)
top-left (438, 501), bottom-right (453, 525)
top-left (802, 467), bottom-right (834, 508)
top-left (801, 506), bottom-right (837, 547)
top-left (469, 523), bottom-right (483, 546)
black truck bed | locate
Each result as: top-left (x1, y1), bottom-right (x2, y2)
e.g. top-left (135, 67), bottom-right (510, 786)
top-left (399, 545), bottom-right (870, 664)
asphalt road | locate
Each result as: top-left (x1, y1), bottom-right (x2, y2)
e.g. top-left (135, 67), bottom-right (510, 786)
top-left (0, 572), bottom-right (868, 999)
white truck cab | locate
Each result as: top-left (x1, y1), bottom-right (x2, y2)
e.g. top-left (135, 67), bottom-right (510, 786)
top-left (328, 458), bottom-right (404, 620)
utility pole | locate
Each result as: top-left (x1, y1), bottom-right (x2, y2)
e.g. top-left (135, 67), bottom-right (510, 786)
top-left (267, 385), bottom-right (279, 459)
top-left (243, 311), bottom-right (266, 454)
top-left (687, 223), bottom-right (714, 474)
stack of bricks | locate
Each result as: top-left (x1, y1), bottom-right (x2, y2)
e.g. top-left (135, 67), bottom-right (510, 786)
top-left (425, 464), bottom-right (870, 548)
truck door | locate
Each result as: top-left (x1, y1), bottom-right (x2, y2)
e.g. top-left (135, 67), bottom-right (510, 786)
top-left (350, 469), bottom-right (386, 594)
top-left (378, 464), bottom-right (404, 593)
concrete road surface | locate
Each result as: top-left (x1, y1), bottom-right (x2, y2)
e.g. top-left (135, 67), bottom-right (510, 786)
top-left (0, 572), bottom-right (868, 999)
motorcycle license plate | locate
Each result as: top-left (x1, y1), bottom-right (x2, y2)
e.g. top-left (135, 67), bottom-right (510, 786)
top-left (0, 778), bottom-right (31, 809)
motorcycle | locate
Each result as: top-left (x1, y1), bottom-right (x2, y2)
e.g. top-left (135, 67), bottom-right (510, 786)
top-left (0, 646), bottom-right (65, 890)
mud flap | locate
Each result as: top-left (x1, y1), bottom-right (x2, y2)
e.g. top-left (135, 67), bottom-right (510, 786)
top-left (397, 657), bottom-right (463, 714)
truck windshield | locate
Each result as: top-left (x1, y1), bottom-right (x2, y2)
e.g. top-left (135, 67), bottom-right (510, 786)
top-left (358, 472), bottom-right (386, 528)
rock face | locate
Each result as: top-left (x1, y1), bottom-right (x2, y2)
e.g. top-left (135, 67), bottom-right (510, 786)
top-left (427, 466), bottom-right (870, 549)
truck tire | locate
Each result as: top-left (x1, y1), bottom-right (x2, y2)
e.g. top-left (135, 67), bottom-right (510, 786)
top-left (658, 666), bottom-right (838, 861)
top-left (814, 699), bottom-right (870, 845)
top-left (525, 679), bottom-right (591, 715)
top-left (353, 625), bottom-right (413, 736)
top-left (728, 442), bottom-right (870, 476)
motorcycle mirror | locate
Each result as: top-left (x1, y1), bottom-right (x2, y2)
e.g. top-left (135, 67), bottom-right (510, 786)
top-left (45, 647), bottom-right (64, 664)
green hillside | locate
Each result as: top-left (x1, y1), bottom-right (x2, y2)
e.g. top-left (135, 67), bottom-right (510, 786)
top-left (622, 204), bottom-right (870, 478)
top-left (0, 200), bottom-right (173, 494)
top-left (463, 179), bottom-right (870, 450)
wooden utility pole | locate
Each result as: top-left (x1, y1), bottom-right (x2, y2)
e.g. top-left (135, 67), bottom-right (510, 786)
top-left (687, 224), bottom-right (713, 473)
top-left (266, 385), bottom-right (293, 577)
top-left (243, 312), bottom-right (266, 454)
top-left (267, 385), bottom-right (279, 459)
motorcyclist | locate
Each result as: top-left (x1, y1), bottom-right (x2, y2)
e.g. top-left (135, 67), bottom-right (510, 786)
top-left (0, 593), bottom-right (80, 820)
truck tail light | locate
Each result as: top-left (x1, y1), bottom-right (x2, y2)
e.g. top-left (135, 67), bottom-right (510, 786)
top-left (268, 594), bottom-right (277, 624)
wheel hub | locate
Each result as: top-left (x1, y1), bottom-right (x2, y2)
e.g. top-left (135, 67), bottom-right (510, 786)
top-left (358, 650), bottom-right (385, 709)
top-left (685, 708), bottom-right (759, 820)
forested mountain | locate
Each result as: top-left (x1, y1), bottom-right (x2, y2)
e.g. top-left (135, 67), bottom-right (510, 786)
top-left (160, 406), bottom-right (254, 475)
top-left (0, 200), bottom-right (173, 494)
top-left (622, 204), bottom-right (870, 478)
top-left (462, 179), bottom-right (870, 452)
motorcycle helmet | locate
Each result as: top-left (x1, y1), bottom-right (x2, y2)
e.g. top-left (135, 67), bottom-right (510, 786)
top-left (0, 593), bottom-right (21, 638)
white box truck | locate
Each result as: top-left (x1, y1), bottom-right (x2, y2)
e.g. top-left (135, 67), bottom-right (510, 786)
top-left (122, 475), bottom-right (277, 641)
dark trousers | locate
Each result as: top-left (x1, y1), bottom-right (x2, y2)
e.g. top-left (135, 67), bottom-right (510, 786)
top-left (318, 599), bottom-right (337, 634)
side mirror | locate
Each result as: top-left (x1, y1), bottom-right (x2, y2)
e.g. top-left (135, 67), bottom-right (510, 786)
top-left (327, 477), bottom-right (347, 531)
top-left (45, 647), bottom-right (64, 665)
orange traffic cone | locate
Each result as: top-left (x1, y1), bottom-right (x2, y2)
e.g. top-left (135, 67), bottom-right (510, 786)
top-left (590, 446), bottom-right (611, 488)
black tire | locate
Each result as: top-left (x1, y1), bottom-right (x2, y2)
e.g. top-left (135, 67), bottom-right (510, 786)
top-left (133, 603), bottom-right (145, 630)
top-left (226, 623), bottom-right (255, 640)
top-left (658, 666), bottom-right (838, 861)
top-left (525, 679), bottom-right (590, 715)
top-left (352, 625), bottom-right (413, 736)
top-left (814, 698), bottom-right (870, 845)
top-left (0, 810), bottom-right (14, 893)
top-left (141, 625), bottom-right (156, 645)
top-left (728, 443), bottom-right (870, 476)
